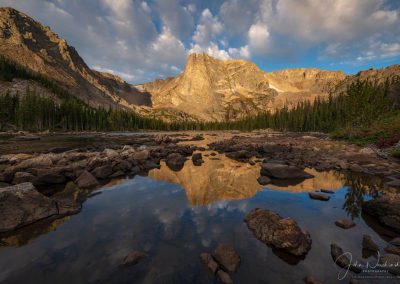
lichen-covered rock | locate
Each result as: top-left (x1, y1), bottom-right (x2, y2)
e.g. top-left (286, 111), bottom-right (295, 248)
top-left (244, 208), bottom-right (311, 256)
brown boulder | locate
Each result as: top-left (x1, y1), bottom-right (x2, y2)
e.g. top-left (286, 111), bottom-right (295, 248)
top-left (0, 182), bottom-right (58, 232)
top-left (75, 171), bottom-right (99, 189)
top-left (244, 208), bottom-right (311, 256)
top-left (335, 219), bottom-right (355, 229)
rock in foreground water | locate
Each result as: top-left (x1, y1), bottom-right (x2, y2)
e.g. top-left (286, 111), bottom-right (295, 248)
top-left (244, 208), bottom-right (312, 256)
top-left (362, 194), bottom-right (400, 233)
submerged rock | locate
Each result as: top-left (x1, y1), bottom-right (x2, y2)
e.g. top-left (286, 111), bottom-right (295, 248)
top-left (122, 251), bottom-right (147, 266)
top-left (362, 194), bottom-right (400, 233)
top-left (260, 163), bottom-right (314, 179)
top-left (166, 153), bottom-right (186, 171)
top-left (0, 182), bottom-right (58, 233)
top-left (244, 208), bottom-right (311, 256)
top-left (75, 170), bottom-right (99, 189)
top-left (199, 253), bottom-right (219, 273)
top-left (335, 219), bottom-right (355, 229)
top-left (309, 192), bottom-right (330, 201)
top-left (212, 244), bottom-right (240, 272)
top-left (330, 244), bottom-right (362, 273)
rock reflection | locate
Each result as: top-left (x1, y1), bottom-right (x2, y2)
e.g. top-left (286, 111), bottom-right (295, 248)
top-left (0, 217), bottom-right (69, 247)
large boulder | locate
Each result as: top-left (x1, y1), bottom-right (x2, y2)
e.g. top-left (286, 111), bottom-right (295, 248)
top-left (244, 208), bottom-right (311, 256)
top-left (0, 183), bottom-right (58, 232)
top-left (166, 153), bottom-right (186, 171)
top-left (260, 163), bottom-right (314, 179)
top-left (362, 194), bottom-right (400, 233)
top-left (75, 171), bottom-right (99, 189)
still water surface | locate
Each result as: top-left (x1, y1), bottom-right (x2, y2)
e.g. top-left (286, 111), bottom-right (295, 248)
top-left (0, 152), bottom-right (398, 284)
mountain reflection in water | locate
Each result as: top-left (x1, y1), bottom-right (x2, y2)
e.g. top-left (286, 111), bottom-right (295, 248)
top-left (148, 152), bottom-right (346, 205)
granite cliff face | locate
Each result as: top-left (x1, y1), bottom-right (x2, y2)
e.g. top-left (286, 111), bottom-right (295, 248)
top-left (138, 53), bottom-right (346, 120)
top-left (0, 7), bottom-right (150, 109)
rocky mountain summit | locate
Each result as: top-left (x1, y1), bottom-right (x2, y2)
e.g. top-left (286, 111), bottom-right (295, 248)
top-left (0, 7), bottom-right (150, 109)
top-left (137, 53), bottom-right (346, 120)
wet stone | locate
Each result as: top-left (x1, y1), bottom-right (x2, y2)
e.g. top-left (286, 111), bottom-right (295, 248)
top-left (309, 192), bottom-right (330, 201)
top-left (335, 219), bottom-right (356, 229)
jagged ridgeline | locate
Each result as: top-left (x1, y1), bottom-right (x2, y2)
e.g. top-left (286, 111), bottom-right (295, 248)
top-left (0, 56), bottom-right (168, 131)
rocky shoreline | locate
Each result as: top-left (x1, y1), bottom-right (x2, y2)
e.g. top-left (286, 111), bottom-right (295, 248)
top-left (1, 131), bottom-right (400, 274)
top-left (1, 131), bottom-right (400, 232)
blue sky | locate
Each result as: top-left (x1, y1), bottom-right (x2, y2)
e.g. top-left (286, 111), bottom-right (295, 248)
top-left (0, 0), bottom-right (399, 83)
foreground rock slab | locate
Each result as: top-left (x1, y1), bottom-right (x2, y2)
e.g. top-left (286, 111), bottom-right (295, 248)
top-left (244, 208), bottom-right (311, 256)
top-left (212, 244), bottom-right (240, 272)
top-left (362, 194), bottom-right (400, 233)
top-left (260, 163), bottom-right (314, 179)
top-left (0, 182), bottom-right (58, 232)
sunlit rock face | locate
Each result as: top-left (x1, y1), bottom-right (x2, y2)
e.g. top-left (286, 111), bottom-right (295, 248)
top-left (149, 153), bottom-right (346, 205)
top-left (139, 53), bottom-right (346, 121)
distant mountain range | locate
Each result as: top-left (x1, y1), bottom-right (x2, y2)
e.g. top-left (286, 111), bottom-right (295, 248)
top-left (1, 7), bottom-right (399, 122)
